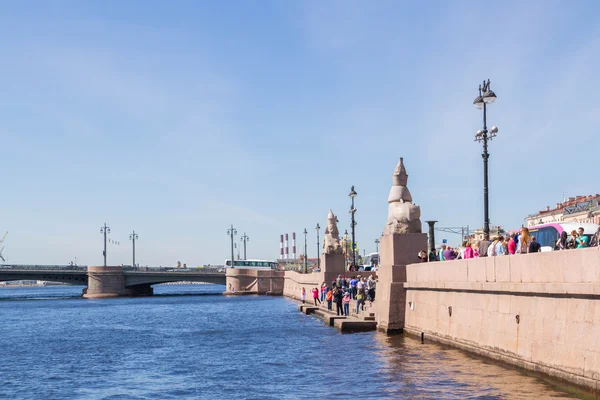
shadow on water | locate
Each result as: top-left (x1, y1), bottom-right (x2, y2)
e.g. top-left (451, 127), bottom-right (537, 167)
top-left (374, 334), bottom-right (595, 400)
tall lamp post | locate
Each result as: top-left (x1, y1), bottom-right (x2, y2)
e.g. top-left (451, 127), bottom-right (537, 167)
top-left (303, 228), bottom-right (308, 273)
top-left (473, 79), bottom-right (499, 241)
top-left (240, 233), bottom-right (249, 260)
top-left (315, 223), bottom-right (320, 270)
top-left (343, 230), bottom-right (349, 270)
top-left (129, 230), bottom-right (138, 268)
top-left (375, 238), bottom-right (380, 253)
top-left (100, 223), bottom-right (110, 267)
top-left (348, 186), bottom-right (357, 268)
top-left (227, 225), bottom-right (237, 268)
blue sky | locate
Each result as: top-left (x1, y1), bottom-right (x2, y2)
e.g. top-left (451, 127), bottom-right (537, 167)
top-left (2, 1), bottom-right (599, 266)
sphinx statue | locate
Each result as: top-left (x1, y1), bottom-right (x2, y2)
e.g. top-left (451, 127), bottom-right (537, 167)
top-left (383, 158), bottom-right (422, 235)
top-left (323, 209), bottom-right (343, 254)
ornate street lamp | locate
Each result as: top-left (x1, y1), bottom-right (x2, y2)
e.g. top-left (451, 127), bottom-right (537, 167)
top-left (315, 223), bottom-right (320, 270)
top-left (227, 225), bottom-right (237, 268)
top-left (348, 186), bottom-right (357, 268)
top-left (100, 223), bottom-right (111, 267)
top-left (303, 228), bottom-right (308, 273)
top-left (129, 230), bottom-right (138, 268)
top-left (343, 229), bottom-right (349, 269)
top-left (375, 238), bottom-right (380, 253)
top-left (473, 79), bottom-right (499, 241)
top-left (240, 233), bottom-right (250, 260)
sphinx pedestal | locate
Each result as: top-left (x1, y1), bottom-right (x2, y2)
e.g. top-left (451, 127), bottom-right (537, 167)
top-left (320, 252), bottom-right (345, 284)
top-left (376, 233), bottom-right (427, 334)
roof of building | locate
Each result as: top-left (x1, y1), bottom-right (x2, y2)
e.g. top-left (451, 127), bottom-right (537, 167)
top-left (530, 194), bottom-right (600, 217)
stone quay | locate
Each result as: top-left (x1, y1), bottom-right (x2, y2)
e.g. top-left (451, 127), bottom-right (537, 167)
top-left (226, 156), bottom-right (600, 396)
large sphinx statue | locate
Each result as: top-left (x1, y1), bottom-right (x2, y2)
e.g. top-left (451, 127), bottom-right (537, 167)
top-left (323, 209), bottom-right (343, 254)
top-left (383, 158), bottom-right (422, 235)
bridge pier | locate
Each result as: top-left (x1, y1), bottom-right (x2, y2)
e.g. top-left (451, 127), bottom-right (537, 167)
top-left (83, 266), bottom-right (134, 298)
top-left (225, 268), bottom-right (285, 295)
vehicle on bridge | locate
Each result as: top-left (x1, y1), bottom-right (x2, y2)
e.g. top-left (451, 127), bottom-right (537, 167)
top-left (510, 223), bottom-right (599, 252)
top-left (224, 259), bottom-right (277, 269)
top-left (360, 252), bottom-right (379, 272)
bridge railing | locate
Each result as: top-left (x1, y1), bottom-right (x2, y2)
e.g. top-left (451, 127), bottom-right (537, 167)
top-left (0, 265), bottom-right (224, 274)
top-left (0, 265), bottom-right (88, 271)
top-left (123, 266), bottom-right (223, 273)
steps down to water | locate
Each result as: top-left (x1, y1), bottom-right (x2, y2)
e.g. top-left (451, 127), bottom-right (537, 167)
top-left (297, 304), bottom-right (377, 333)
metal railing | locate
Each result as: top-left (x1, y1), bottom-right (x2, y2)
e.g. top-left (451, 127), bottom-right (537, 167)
top-left (123, 266), bottom-right (223, 273)
top-left (0, 264), bottom-right (88, 271)
top-left (0, 265), bottom-right (224, 274)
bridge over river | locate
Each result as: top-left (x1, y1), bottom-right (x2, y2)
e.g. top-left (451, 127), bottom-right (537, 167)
top-left (0, 265), bottom-right (226, 298)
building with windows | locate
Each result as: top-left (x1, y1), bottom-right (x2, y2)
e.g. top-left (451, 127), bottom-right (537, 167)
top-left (468, 226), bottom-right (506, 242)
top-left (525, 194), bottom-right (600, 227)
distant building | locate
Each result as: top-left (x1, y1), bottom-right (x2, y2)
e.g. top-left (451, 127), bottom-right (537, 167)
top-left (524, 194), bottom-right (600, 227)
top-left (468, 226), bottom-right (506, 242)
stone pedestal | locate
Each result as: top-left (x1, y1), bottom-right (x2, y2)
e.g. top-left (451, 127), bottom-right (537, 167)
top-left (376, 233), bottom-right (427, 334)
top-left (320, 252), bottom-right (345, 284)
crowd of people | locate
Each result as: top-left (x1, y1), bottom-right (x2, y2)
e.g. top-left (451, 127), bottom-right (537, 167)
top-left (299, 274), bottom-right (377, 317)
top-left (423, 226), bottom-right (600, 262)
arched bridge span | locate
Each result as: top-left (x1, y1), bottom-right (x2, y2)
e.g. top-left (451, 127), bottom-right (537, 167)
top-left (0, 265), bottom-right (225, 297)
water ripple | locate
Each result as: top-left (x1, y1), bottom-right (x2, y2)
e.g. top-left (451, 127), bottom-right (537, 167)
top-left (0, 285), bottom-right (591, 400)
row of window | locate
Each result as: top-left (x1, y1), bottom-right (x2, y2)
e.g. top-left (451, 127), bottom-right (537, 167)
top-left (225, 261), bottom-right (276, 268)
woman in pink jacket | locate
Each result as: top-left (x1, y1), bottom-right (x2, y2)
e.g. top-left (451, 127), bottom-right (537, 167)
top-left (311, 287), bottom-right (321, 306)
top-left (463, 242), bottom-right (474, 259)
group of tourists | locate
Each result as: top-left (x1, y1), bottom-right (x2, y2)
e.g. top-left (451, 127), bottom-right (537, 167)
top-left (299, 274), bottom-right (377, 317)
top-left (423, 226), bottom-right (600, 262)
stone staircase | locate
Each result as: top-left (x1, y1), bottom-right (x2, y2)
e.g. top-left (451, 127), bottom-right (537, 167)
top-left (297, 300), bottom-right (377, 333)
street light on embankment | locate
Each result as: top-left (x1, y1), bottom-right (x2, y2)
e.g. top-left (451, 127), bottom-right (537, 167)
top-left (348, 186), bottom-right (358, 268)
top-left (473, 79), bottom-right (499, 241)
top-left (343, 230), bottom-right (349, 269)
top-left (315, 223), bottom-right (320, 270)
top-left (303, 228), bottom-right (308, 274)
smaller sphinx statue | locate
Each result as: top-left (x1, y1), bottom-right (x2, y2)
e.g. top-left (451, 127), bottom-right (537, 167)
top-left (323, 209), bottom-right (343, 254)
top-left (383, 157), bottom-right (422, 235)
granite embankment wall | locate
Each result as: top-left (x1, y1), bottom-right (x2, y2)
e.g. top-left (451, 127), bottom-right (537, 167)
top-left (283, 271), bottom-right (324, 300)
top-left (403, 246), bottom-right (600, 392)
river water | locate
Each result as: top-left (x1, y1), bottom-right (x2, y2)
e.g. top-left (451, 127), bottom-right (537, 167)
top-left (0, 285), bottom-right (591, 399)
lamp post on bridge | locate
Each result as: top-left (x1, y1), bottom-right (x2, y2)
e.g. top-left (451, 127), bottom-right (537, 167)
top-left (100, 223), bottom-right (110, 267)
top-left (473, 79), bottom-right (499, 242)
top-left (227, 225), bottom-right (237, 268)
top-left (375, 238), bottom-right (380, 253)
top-left (240, 233), bottom-right (249, 260)
top-left (129, 231), bottom-right (138, 268)
top-left (315, 223), bottom-right (320, 270)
